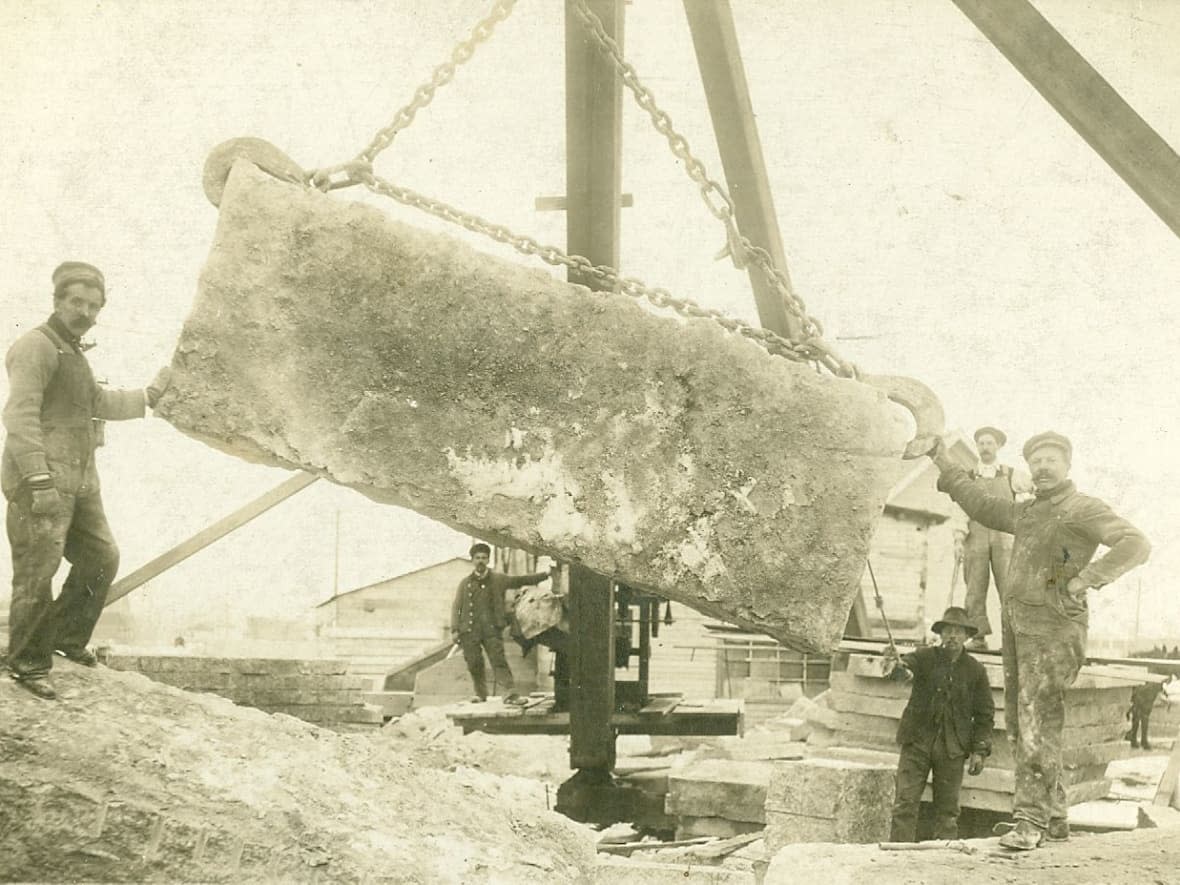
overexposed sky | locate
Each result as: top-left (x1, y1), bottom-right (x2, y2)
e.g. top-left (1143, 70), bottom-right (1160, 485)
top-left (2, 0), bottom-right (1178, 637)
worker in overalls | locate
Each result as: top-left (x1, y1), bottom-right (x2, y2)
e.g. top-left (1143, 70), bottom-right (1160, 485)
top-left (3, 262), bottom-right (170, 700)
top-left (930, 432), bottom-right (1150, 849)
top-left (954, 426), bottom-right (1030, 650)
top-left (450, 542), bottom-right (551, 705)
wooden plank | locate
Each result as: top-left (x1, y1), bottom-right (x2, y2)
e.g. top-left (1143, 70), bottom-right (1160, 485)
top-left (923, 778), bottom-right (1110, 813)
top-left (682, 0), bottom-right (801, 340)
top-left (950, 0), bottom-right (1180, 241)
top-left (106, 472), bottom-right (318, 604)
top-left (1154, 725), bottom-right (1180, 807)
top-left (638, 696), bottom-right (683, 718)
top-left (535, 193), bottom-right (633, 211)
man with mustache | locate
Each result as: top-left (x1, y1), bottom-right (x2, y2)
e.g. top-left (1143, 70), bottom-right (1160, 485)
top-left (929, 432), bottom-right (1149, 849)
top-left (3, 262), bottom-right (170, 700)
top-left (953, 426), bottom-right (1032, 650)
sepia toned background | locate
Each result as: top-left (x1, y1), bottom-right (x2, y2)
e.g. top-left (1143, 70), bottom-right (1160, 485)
top-left (2, 0), bottom-right (1178, 645)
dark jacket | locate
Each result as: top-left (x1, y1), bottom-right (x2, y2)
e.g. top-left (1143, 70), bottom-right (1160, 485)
top-left (2, 316), bottom-right (144, 498)
top-left (937, 467), bottom-right (1150, 634)
top-left (451, 569), bottom-right (548, 637)
top-left (896, 645), bottom-right (995, 757)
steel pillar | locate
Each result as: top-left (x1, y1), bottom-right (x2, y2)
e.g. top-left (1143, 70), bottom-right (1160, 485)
top-left (563, 0), bottom-right (623, 773)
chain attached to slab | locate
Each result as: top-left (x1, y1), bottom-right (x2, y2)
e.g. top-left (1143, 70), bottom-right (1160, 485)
top-left (352, 0), bottom-right (518, 166)
top-left (568, 0), bottom-right (855, 379)
top-left (301, 0), bottom-right (852, 376)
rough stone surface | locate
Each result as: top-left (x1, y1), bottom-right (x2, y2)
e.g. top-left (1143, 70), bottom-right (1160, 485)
top-left (666, 759), bottom-right (773, 824)
top-left (158, 163), bottom-right (912, 652)
top-left (0, 662), bottom-right (594, 883)
top-left (764, 758), bottom-right (894, 848)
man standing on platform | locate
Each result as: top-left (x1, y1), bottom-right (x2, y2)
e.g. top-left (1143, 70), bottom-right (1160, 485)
top-left (451, 542), bottom-right (551, 705)
top-left (930, 431), bottom-right (1149, 850)
top-left (953, 426), bottom-right (1031, 650)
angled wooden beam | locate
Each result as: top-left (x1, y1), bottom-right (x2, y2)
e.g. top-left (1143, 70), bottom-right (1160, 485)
top-left (682, 0), bottom-right (800, 340)
top-left (950, 0), bottom-right (1180, 240)
top-left (106, 472), bottom-right (318, 605)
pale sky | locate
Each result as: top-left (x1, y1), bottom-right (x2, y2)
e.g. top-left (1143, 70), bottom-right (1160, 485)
top-left (2, 0), bottom-right (1178, 639)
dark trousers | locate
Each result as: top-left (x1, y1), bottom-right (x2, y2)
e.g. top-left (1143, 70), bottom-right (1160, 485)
top-left (890, 736), bottom-right (967, 841)
top-left (6, 490), bottom-right (119, 679)
top-left (1127, 707), bottom-right (1153, 748)
top-left (459, 629), bottom-right (515, 699)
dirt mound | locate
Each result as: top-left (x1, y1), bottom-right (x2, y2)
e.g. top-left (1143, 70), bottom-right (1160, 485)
top-left (0, 662), bottom-right (595, 883)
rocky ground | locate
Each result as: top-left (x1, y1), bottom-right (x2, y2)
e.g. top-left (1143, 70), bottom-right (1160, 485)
top-left (0, 662), bottom-right (594, 883)
top-left (2, 662), bottom-right (1178, 884)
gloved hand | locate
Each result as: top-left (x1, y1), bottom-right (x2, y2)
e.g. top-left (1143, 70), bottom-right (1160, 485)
top-left (31, 486), bottom-right (61, 516)
top-left (968, 752), bottom-right (986, 776)
top-left (146, 366), bottom-right (173, 409)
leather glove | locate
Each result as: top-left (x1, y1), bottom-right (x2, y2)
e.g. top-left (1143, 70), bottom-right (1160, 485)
top-left (146, 366), bottom-right (173, 409)
top-left (30, 486), bottom-right (61, 517)
top-left (968, 752), bottom-right (986, 776)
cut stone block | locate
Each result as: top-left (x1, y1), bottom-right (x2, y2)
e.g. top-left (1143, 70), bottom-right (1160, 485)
top-left (764, 758), bottom-right (894, 849)
top-left (666, 760), bottom-right (773, 824)
top-left (675, 816), bottom-right (764, 840)
top-left (159, 162), bottom-right (913, 652)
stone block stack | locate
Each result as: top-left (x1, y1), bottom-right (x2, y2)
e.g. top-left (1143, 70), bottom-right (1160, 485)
top-left (105, 655), bottom-right (384, 729)
top-left (805, 652), bottom-right (1152, 812)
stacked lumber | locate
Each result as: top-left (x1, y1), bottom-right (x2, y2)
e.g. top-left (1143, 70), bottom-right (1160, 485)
top-left (806, 652), bottom-right (1152, 812)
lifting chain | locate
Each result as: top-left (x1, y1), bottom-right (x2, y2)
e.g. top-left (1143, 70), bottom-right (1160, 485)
top-left (304, 0), bottom-right (853, 376)
top-left (353, 0), bottom-right (518, 166)
top-left (568, 0), bottom-right (855, 379)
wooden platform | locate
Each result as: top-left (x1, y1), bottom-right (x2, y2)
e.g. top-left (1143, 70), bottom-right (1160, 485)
top-left (448, 692), bottom-right (743, 736)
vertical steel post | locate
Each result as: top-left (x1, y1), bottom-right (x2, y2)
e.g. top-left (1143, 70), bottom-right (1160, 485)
top-left (565, 0), bottom-right (624, 772)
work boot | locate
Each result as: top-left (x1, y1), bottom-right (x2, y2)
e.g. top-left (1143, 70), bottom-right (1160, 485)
top-left (1046, 818), bottom-right (1069, 842)
top-left (998, 820), bottom-right (1043, 851)
top-left (11, 675), bottom-right (57, 700)
top-left (56, 647), bottom-right (98, 667)
top-left (1143, 741), bottom-right (1153, 751)
top-left (504, 693), bottom-right (528, 706)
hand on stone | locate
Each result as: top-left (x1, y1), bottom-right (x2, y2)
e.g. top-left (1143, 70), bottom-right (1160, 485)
top-left (146, 366), bottom-right (172, 409)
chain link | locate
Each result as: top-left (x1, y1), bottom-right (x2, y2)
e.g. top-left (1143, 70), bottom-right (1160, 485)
top-left (312, 0), bottom-right (852, 377)
top-left (569, 0), bottom-right (856, 378)
top-left (361, 170), bottom-right (844, 368)
top-left (354, 0), bottom-right (518, 166)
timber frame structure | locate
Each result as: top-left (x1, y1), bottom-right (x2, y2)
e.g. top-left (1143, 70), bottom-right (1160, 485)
top-left (105, 0), bottom-right (1180, 825)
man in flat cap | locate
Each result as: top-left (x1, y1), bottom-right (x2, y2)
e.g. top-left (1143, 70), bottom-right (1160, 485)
top-left (3, 262), bottom-right (170, 700)
top-left (929, 431), bottom-right (1149, 849)
top-left (451, 542), bottom-right (553, 705)
top-left (887, 606), bottom-right (994, 842)
top-left (953, 426), bottom-right (1032, 650)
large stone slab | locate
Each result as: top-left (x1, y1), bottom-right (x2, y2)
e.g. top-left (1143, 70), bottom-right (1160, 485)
top-left (158, 162), bottom-right (912, 651)
top-left (666, 759), bottom-right (773, 824)
top-left (764, 758), bottom-right (894, 848)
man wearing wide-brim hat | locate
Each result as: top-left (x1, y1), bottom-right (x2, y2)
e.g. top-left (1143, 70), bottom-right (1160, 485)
top-left (2, 262), bottom-right (171, 700)
top-left (886, 606), bottom-right (994, 842)
top-left (929, 432), bottom-right (1150, 850)
top-left (953, 426), bottom-right (1032, 650)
